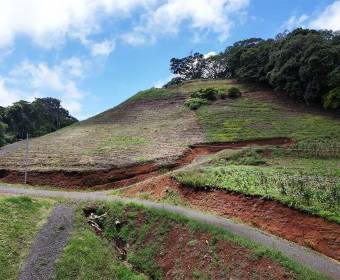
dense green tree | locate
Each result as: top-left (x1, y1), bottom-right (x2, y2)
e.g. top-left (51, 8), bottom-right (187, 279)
top-left (170, 52), bottom-right (206, 80)
top-left (0, 97), bottom-right (77, 147)
top-left (169, 28), bottom-right (340, 109)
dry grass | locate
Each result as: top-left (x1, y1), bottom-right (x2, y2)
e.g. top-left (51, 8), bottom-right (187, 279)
top-left (0, 89), bottom-right (204, 171)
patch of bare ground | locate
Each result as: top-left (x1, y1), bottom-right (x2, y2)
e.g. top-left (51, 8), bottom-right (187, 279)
top-left (122, 176), bottom-right (340, 262)
top-left (157, 225), bottom-right (296, 280)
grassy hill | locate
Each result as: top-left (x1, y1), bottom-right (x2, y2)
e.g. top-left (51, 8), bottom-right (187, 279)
top-left (0, 79), bottom-right (339, 171)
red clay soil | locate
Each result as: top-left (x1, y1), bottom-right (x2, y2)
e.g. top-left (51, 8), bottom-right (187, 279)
top-left (123, 176), bottom-right (340, 261)
top-left (0, 137), bottom-right (291, 189)
top-left (0, 163), bottom-right (162, 190)
top-left (156, 226), bottom-right (297, 280)
top-left (118, 209), bottom-right (298, 280)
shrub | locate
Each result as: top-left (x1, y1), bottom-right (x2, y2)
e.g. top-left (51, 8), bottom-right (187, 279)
top-left (323, 87), bottom-right (340, 109)
top-left (184, 98), bottom-right (208, 110)
top-left (216, 91), bottom-right (227, 99)
top-left (227, 87), bottom-right (241, 98)
top-left (191, 88), bottom-right (218, 101)
top-left (229, 148), bottom-right (267, 166)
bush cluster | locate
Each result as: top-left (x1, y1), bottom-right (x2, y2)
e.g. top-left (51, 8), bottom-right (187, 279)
top-left (227, 87), bottom-right (242, 98)
top-left (191, 88), bottom-right (218, 101)
top-left (184, 98), bottom-right (208, 110)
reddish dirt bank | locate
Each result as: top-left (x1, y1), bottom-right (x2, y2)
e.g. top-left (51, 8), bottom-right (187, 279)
top-left (0, 137), bottom-right (291, 189)
top-left (123, 176), bottom-right (340, 261)
top-left (157, 226), bottom-right (296, 280)
top-left (0, 163), bottom-right (162, 190)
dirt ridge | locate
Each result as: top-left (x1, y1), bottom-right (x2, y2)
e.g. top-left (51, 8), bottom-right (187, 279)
top-left (0, 137), bottom-right (291, 189)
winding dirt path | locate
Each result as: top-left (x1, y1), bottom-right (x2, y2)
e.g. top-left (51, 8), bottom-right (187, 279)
top-left (0, 184), bottom-right (339, 279)
top-left (19, 204), bottom-right (74, 280)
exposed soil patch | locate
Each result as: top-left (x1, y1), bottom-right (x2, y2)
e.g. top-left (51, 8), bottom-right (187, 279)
top-left (19, 204), bottom-right (74, 280)
top-left (85, 205), bottom-right (299, 280)
top-left (158, 226), bottom-right (297, 280)
top-left (0, 137), bottom-right (291, 189)
top-left (123, 176), bottom-right (340, 262)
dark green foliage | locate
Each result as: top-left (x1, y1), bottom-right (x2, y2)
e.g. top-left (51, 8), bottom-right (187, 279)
top-left (184, 98), bottom-right (208, 110)
top-left (0, 97), bottom-right (77, 147)
top-left (323, 87), bottom-right (340, 109)
top-left (191, 88), bottom-right (218, 101)
top-left (170, 52), bottom-right (205, 80)
top-left (229, 148), bottom-right (267, 166)
top-left (227, 87), bottom-right (241, 98)
top-left (169, 28), bottom-right (340, 109)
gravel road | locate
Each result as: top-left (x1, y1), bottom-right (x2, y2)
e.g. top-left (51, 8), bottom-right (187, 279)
top-left (0, 184), bottom-right (339, 279)
top-left (19, 204), bottom-right (74, 280)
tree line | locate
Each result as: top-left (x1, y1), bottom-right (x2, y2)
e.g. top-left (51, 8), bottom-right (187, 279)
top-left (0, 98), bottom-right (77, 147)
top-left (167, 28), bottom-right (340, 109)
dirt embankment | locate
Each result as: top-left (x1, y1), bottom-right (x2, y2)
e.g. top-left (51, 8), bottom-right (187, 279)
top-left (0, 137), bottom-right (291, 189)
top-left (123, 176), bottom-right (340, 262)
top-left (85, 206), bottom-right (299, 280)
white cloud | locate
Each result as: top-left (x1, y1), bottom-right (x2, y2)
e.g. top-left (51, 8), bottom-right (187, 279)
top-left (1, 58), bottom-right (87, 119)
top-left (0, 0), bottom-right (250, 49)
top-left (310, 1), bottom-right (340, 31)
top-left (204, 51), bottom-right (217, 59)
top-left (122, 0), bottom-right (250, 45)
top-left (282, 14), bottom-right (309, 30)
top-left (90, 39), bottom-right (116, 56)
top-left (0, 78), bottom-right (20, 106)
top-left (0, 0), bottom-right (155, 48)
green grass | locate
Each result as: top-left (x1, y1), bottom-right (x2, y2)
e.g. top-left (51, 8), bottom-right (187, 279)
top-left (129, 87), bottom-right (173, 101)
top-left (82, 201), bottom-right (329, 280)
top-left (0, 196), bottom-right (53, 280)
top-left (54, 209), bottom-right (146, 280)
top-left (196, 97), bottom-right (340, 147)
top-left (175, 148), bottom-right (340, 222)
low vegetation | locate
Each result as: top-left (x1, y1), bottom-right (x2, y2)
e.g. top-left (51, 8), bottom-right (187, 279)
top-left (175, 148), bottom-right (340, 222)
top-left (0, 196), bottom-right (53, 280)
top-left (55, 209), bottom-right (145, 280)
top-left (184, 97), bottom-right (208, 110)
top-left (195, 95), bottom-right (340, 145)
top-left (227, 86), bottom-right (242, 98)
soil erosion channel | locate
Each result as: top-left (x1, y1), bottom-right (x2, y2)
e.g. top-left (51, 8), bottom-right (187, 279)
top-left (0, 137), bottom-right (291, 189)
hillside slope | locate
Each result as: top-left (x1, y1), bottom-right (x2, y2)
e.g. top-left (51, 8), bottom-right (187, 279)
top-left (0, 79), bottom-right (339, 173)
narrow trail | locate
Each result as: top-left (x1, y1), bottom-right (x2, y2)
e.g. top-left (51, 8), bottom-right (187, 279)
top-left (19, 204), bottom-right (74, 280)
top-left (1, 184), bottom-right (339, 279)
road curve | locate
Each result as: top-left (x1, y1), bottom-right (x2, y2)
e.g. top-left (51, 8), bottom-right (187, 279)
top-left (0, 184), bottom-right (339, 279)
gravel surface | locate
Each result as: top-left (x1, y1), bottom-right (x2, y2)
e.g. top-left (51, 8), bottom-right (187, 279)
top-left (0, 184), bottom-right (339, 280)
top-left (19, 204), bottom-right (74, 280)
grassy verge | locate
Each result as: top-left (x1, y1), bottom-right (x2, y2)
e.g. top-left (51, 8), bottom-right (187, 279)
top-left (174, 148), bottom-right (340, 223)
top-left (0, 196), bottom-right (54, 280)
top-left (84, 201), bottom-right (329, 280)
top-left (54, 209), bottom-right (146, 280)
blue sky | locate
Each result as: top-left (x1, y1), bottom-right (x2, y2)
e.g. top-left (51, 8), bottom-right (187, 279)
top-left (0, 0), bottom-right (339, 120)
